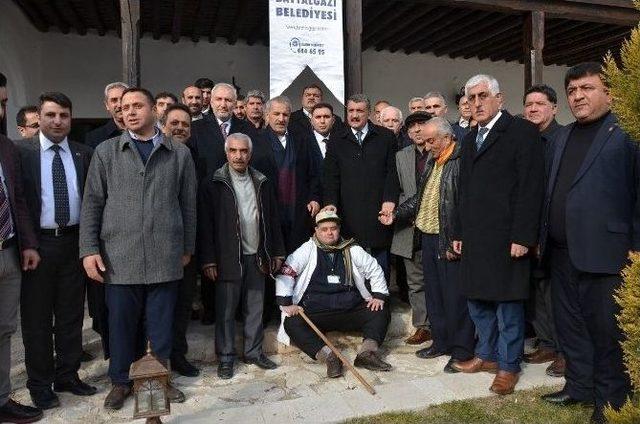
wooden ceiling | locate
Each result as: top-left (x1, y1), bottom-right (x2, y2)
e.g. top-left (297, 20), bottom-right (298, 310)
top-left (11, 0), bottom-right (638, 66)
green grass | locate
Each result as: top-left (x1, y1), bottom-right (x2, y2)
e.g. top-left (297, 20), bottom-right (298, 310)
top-left (344, 387), bottom-right (592, 424)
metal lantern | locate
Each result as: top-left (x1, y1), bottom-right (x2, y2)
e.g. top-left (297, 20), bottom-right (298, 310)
top-left (129, 342), bottom-right (170, 423)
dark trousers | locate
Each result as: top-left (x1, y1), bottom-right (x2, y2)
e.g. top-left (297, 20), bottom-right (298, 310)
top-left (21, 233), bottom-right (84, 391)
top-left (215, 254), bottom-right (265, 363)
top-left (105, 281), bottom-right (179, 384)
top-left (549, 247), bottom-right (631, 409)
top-left (172, 260), bottom-right (198, 359)
top-left (527, 275), bottom-right (558, 351)
top-left (284, 303), bottom-right (390, 359)
top-left (421, 233), bottom-right (475, 361)
top-left (467, 299), bottom-right (524, 373)
top-left (370, 248), bottom-right (390, 283)
top-left (201, 274), bottom-right (215, 320)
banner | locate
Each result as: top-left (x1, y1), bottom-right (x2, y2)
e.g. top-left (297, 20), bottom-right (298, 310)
top-left (269, 0), bottom-right (345, 104)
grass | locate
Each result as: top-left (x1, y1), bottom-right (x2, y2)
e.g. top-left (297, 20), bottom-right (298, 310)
top-left (344, 387), bottom-right (592, 424)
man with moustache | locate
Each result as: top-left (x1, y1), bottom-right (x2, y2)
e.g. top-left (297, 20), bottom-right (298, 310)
top-left (381, 106), bottom-right (412, 150)
top-left (85, 82), bottom-right (129, 149)
top-left (307, 102), bottom-right (336, 176)
top-left (194, 78), bottom-right (214, 116)
top-left (245, 90), bottom-right (267, 130)
top-left (372, 100), bottom-right (391, 125)
top-left (161, 103), bottom-right (192, 144)
top-left (408, 97), bottom-right (426, 113)
top-left (16, 106), bottom-right (39, 139)
top-left (80, 87), bottom-right (196, 409)
top-left (451, 92), bottom-right (474, 142)
top-left (290, 84), bottom-right (344, 138)
top-left (182, 86), bottom-right (204, 121)
top-left (423, 92), bottom-right (448, 119)
top-left (234, 96), bottom-right (247, 120)
top-left (154, 92), bottom-right (178, 122)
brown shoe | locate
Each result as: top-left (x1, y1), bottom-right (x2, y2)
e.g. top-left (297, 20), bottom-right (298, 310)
top-left (452, 357), bottom-right (498, 373)
top-left (104, 384), bottom-right (131, 410)
top-left (546, 354), bottom-right (565, 377)
top-left (490, 370), bottom-right (519, 395)
top-left (405, 328), bottom-right (432, 345)
top-left (326, 352), bottom-right (344, 378)
top-left (524, 347), bottom-right (557, 364)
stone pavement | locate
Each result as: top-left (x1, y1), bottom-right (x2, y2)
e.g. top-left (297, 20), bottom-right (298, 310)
top-left (8, 302), bottom-right (562, 423)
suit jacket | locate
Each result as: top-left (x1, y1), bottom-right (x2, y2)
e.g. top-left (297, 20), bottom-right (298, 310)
top-left (0, 134), bottom-right (38, 251)
top-left (455, 111), bottom-right (544, 301)
top-left (84, 119), bottom-right (122, 149)
top-left (323, 121), bottom-right (400, 249)
top-left (289, 108), bottom-right (346, 141)
top-left (540, 113), bottom-right (640, 274)
top-left (391, 145), bottom-right (420, 258)
top-left (18, 136), bottom-right (93, 236)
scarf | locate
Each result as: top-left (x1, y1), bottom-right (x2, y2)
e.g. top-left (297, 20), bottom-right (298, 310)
top-left (271, 132), bottom-right (297, 233)
top-left (312, 235), bottom-right (357, 287)
top-left (436, 141), bottom-right (456, 166)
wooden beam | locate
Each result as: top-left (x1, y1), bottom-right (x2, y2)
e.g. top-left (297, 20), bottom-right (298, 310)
top-left (246, 16), bottom-right (266, 46)
top-left (13, 0), bottom-right (49, 32)
top-left (426, 10), bottom-right (493, 55)
top-left (545, 30), bottom-right (629, 62)
top-left (346, 0), bottom-right (363, 96)
top-left (404, 9), bottom-right (477, 54)
top-left (60, 0), bottom-right (87, 35)
top-left (372, 6), bottom-right (435, 51)
top-left (449, 18), bottom-right (522, 58)
top-left (152, 0), bottom-right (162, 40)
top-left (544, 25), bottom-right (630, 56)
top-left (41, 0), bottom-right (71, 34)
top-left (387, 7), bottom-right (451, 52)
top-left (523, 11), bottom-right (545, 90)
top-left (120, 0), bottom-right (140, 86)
top-left (361, 4), bottom-right (414, 50)
top-left (227, 0), bottom-right (249, 45)
top-left (171, 0), bottom-right (183, 43)
top-left (363, 2), bottom-right (395, 28)
top-left (208, 0), bottom-right (222, 43)
top-left (416, 9), bottom-right (478, 53)
top-left (432, 13), bottom-right (508, 56)
top-left (190, 0), bottom-right (206, 42)
top-left (485, 39), bottom-right (522, 61)
top-left (85, 0), bottom-right (107, 36)
top-left (545, 20), bottom-right (591, 40)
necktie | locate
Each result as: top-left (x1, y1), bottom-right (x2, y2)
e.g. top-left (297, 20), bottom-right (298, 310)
top-left (356, 130), bottom-right (363, 145)
top-left (0, 178), bottom-right (14, 241)
top-left (475, 127), bottom-right (489, 150)
top-left (220, 122), bottom-right (228, 139)
top-left (51, 145), bottom-right (70, 227)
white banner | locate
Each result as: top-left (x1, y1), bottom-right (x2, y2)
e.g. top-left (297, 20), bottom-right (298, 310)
top-left (269, 0), bottom-right (345, 104)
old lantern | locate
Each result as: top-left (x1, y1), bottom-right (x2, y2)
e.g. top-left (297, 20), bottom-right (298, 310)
top-left (129, 342), bottom-right (171, 423)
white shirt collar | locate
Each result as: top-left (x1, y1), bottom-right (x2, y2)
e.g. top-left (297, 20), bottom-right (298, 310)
top-left (217, 117), bottom-right (231, 127)
top-left (314, 130), bottom-right (329, 143)
top-left (39, 132), bottom-right (69, 153)
top-left (458, 117), bottom-right (470, 128)
top-left (479, 110), bottom-right (502, 134)
top-left (303, 108), bottom-right (312, 118)
top-left (128, 128), bottom-right (162, 146)
top-left (351, 122), bottom-right (369, 139)
top-left (277, 132), bottom-right (287, 144)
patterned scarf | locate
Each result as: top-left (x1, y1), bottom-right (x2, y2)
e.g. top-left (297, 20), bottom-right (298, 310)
top-left (312, 235), bottom-right (357, 287)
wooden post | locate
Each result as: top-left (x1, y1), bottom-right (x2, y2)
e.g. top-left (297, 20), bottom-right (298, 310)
top-left (120, 0), bottom-right (140, 86)
top-left (523, 10), bottom-right (544, 91)
top-left (345, 0), bottom-right (363, 96)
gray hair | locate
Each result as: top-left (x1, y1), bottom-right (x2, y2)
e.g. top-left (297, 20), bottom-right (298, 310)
top-left (246, 89), bottom-right (266, 103)
top-left (423, 91), bottom-right (447, 106)
top-left (427, 117), bottom-right (454, 137)
top-left (212, 82), bottom-right (238, 101)
top-left (265, 95), bottom-right (292, 114)
top-left (104, 82), bottom-right (129, 99)
top-left (464, 74), bottom-right (500, 96)
top-left (409, 96), bottom-right (425, 104)
top-left (224, 132), bottom-right (253, 152)
top-left (380, 106), bottom-right (403, 121)
top-left (347, 94), bottom-right (371, 111)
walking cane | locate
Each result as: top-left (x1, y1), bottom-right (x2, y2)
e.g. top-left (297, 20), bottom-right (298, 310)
top-left (298, 310), bottom-right (377, 395)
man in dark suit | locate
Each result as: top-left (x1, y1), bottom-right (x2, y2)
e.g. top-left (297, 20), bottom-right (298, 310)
top-left (323, 94), bottom-right (400, 280)
top-left (302, 102), bottom-right (338, 185)
top-left (539, 63), bottom-right (635, 424)
top-left (0, 86), bottom-right (42, 424)
top-left (84, 82), bottom-right (128, 149)
top-left (451, 75), bottom-right (544, 396)
top-left (19, 92), bottom-right (97, 410)
top-left (290, 84), bottom-right (345, 139)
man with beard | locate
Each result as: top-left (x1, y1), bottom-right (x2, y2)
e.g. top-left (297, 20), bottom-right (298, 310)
top-left (85, 82), bottom-right (129, 149)
top-left (161, 104), bottom-right (191, 144)
top-left (245, 90), bottom-right (266, 129)
top-left (16, 106), bottom-right (40, 140)
top-left (182, 86), bottom-right (204, 121)
top-left (154, 92), bottom-right (178, 122)
top-left (194, 78), bottom-right (214, 116)
top-left (234, 96), bottom-right (247, 120)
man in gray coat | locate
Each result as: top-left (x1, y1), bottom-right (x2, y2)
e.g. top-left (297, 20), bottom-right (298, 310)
top-left (79, 87), bottom-right (197, 410)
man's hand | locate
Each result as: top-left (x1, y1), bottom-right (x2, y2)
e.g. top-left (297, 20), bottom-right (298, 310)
top-left (366, 298), bottom-right (385, 311)
top-left (271, 257), bottom-right (283, 273)
top-left (380, 202), bottom-right (395, 216)
top-left (203, 264), bottom-right (217, 281)
top-left (21, 249), bottom-right (40, 271)
top-left (281, 305), bottom-right (303, 317)
top-left (83, 254), bottom-right (106, 283)
top-left (445, 251), bottom-right (458, 261)
top-left (307, 201), bottom-right (320, 217)
top-left (182, 254), bottom-right (191, 267)
top-left (510, 243), bottom-right (529, 258)
top-left (453, 240), bottom-right (462, 255)
top-left (378, 211), bottom-right (394, 226)
top-left (322, 204), bottom-right (337, 213)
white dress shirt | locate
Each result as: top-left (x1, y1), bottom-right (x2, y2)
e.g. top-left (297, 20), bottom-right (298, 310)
top-left (313, 130), bottom-right (329, 158)
top-left (217, 117), bottom-right (231, 136)
top-left (277, 133), bottom-right (287, 150)
top-left (39, 132), bottom-right (81, 229)
top-left (478, 110), bottom-right (503, 138)
top-left (351, 123), bottom-right (369, 141)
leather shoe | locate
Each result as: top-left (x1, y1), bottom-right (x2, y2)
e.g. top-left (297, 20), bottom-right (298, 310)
top-left (541, 390), bottom-right (594, 407)
top-left (244, 354), bottom-right (277, 370)
top-left (490, 370), bottom-right (519, 395)
top-left (415, 346), bottom-right (446, 359)
top-left (167, 384), bottom-right (186, 403)
top-left (217, 361), bottom-right (234, 379)
top-left (172, 355), bottom-right (200, 377)
top-left (29, 389), bottom-right (59, 410)
top-left (523, 347), bottom-right (557, 364)
top-left (354, 351), bottom-right (392, 372)
top-left (0, 399), bottom-right (43, 423)
top-left (405, 328), bottom-right (432, 345)
top-left (546, 354), bottom-right (566, 377)
top-left (54, 377), bottom-right (97, 396)
top-left (452, 357), bottom-right (498, 373)
top-left (443, 358), bottom-right (460, 374)
top-left (80, 350), bottom-right (94, 363)
top-left (590, 407), bottom-right (606, 424)
top-left (103, 384), bottom-right (131, 410)
top-left (326, 352), bottom-right (343, 378)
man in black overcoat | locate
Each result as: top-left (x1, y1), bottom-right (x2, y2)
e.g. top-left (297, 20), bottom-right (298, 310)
top-left (451, 75), bottom-right (544, 396)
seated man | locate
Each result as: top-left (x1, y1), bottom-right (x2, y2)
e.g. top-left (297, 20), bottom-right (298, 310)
top-left (276, 211), bottom-right (391, 378)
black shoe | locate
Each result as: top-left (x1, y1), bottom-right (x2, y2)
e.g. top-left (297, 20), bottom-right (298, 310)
top-left (217, 361), bottom-right (234, 379)
top-left (326, 352), bottom-right (344, 378)
top-left (354, 351), bottom-right (392, 372)
top-left (590, 407), bottom-right (606, 424)
top-left (244, 354), bottom-right (277, 370)
top-left (80, 350), bottom-right (94, 363)
top-left (103, 384), bottom-right (131, 410)
top-left (0, 399), bottom-right (43, 423)
top-left (415, 346), bottom-right (446, 359)
top-left (541, 390), bottom-right (594, 407)
top-left (54, 377), bottom-right (97, 396)
top-left (443, 358), bottom-right (460, 374)
top-left (29, 388), bottom-right (60, 410)
top-left (172, 355), bottom-right (200, 377)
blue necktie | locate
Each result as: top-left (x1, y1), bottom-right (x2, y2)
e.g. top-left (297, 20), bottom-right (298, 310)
top-left (356, 130), bottom-right (363, 145)
top-left (476, 127), bottom-right (489, 150)
top-left (51, 144), bottom-right (70, 227)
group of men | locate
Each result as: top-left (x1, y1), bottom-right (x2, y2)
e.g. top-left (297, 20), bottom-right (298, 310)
top-left (0, 60), bottom-right (634, 424)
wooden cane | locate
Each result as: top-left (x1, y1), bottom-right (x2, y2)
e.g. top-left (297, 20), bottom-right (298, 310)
top-left (298, 310), bottom-right (377, 395)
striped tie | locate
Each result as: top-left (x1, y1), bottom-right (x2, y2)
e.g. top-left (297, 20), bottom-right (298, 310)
top-left (0, 179), bottom-right (13, 241)
top-left (51, 145), bottom-right (70, 228)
